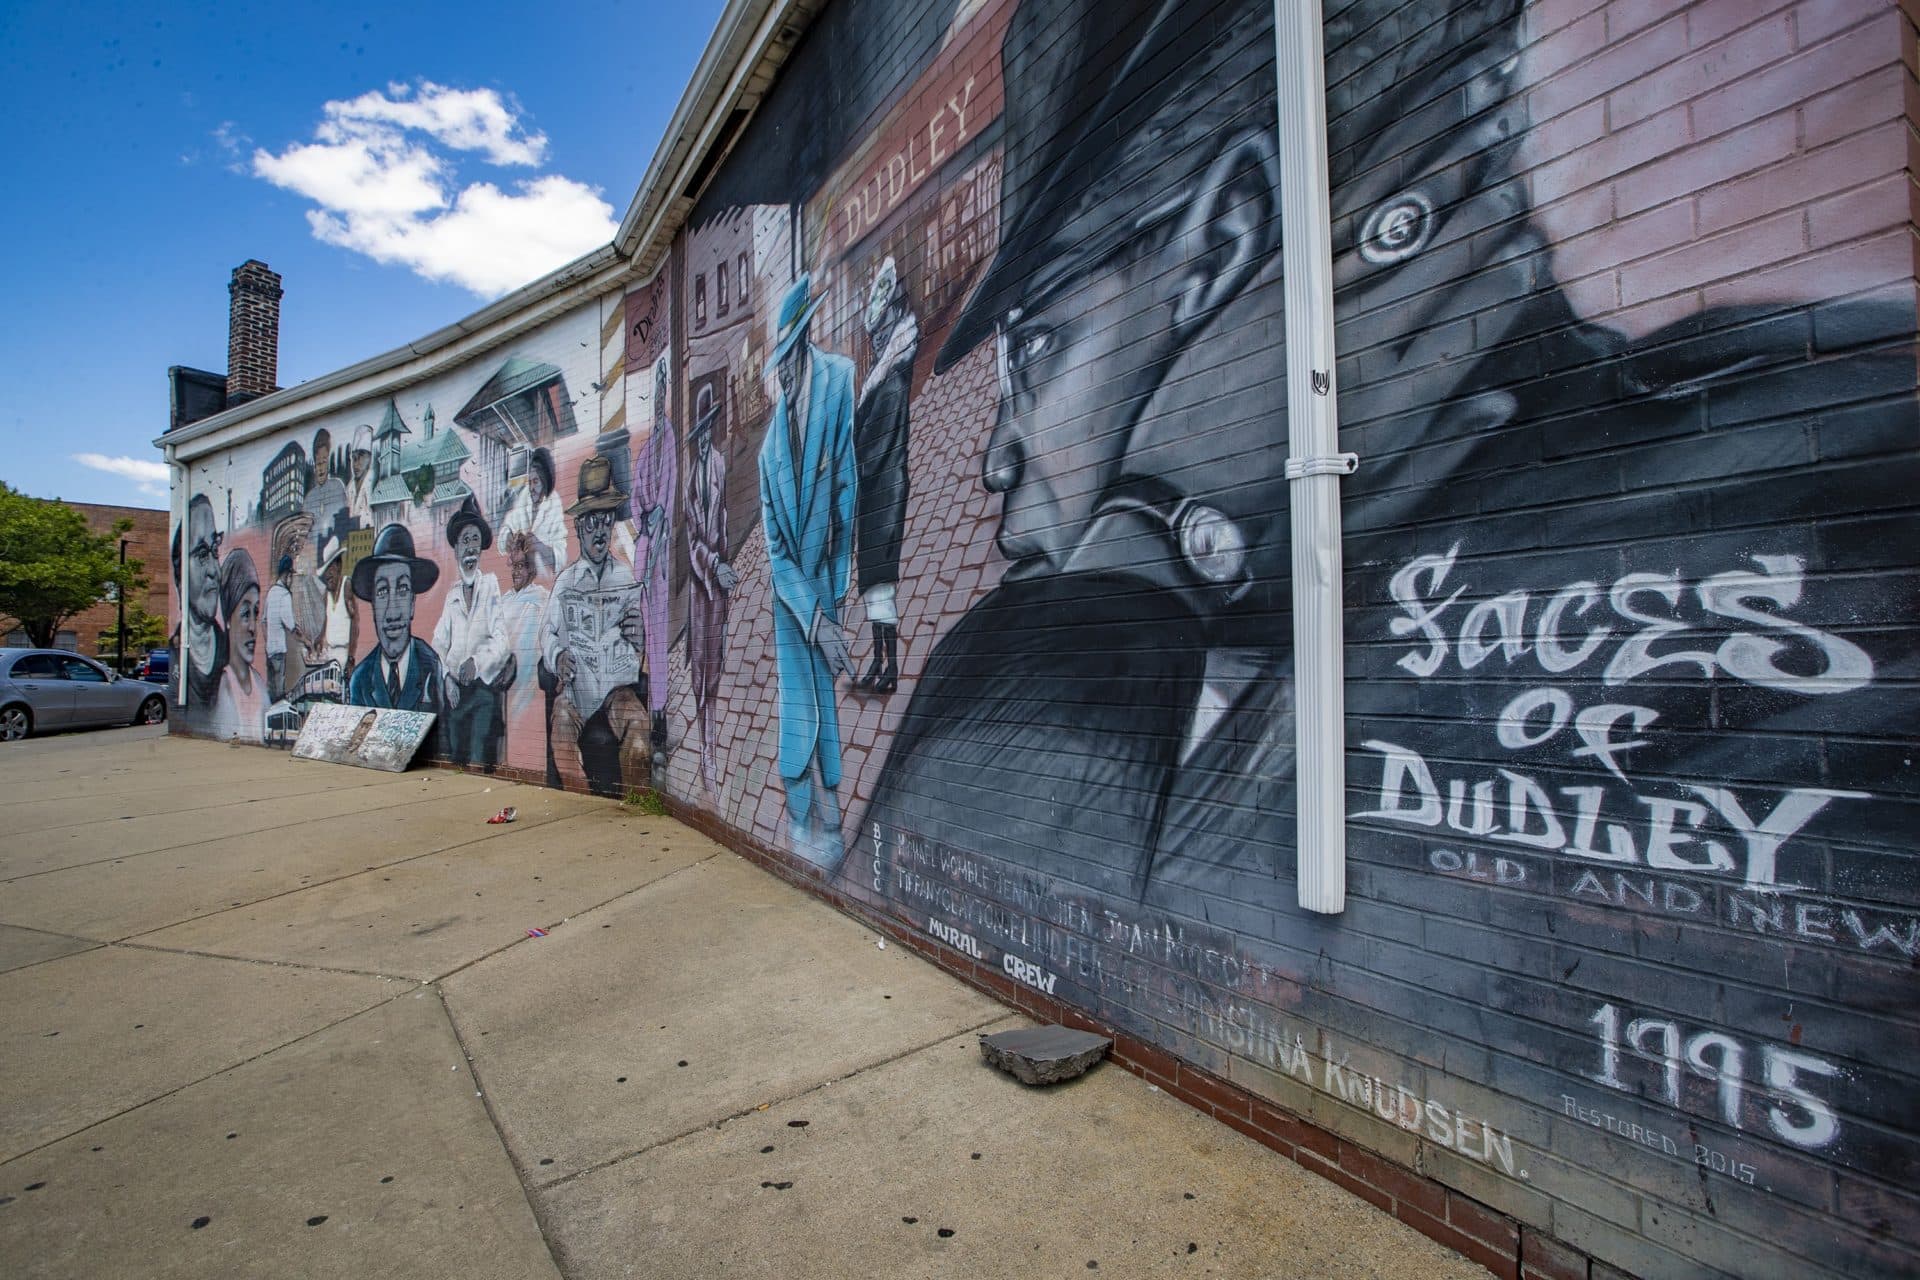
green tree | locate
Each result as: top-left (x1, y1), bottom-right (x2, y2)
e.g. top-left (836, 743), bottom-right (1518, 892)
top-left (96, 605), bottom-right (170, 668)
top-left (0, 483), bottom-right (146, 649)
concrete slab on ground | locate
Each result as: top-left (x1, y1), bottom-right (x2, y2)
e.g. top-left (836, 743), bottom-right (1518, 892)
top-left (0, 992), bottom-right (560, 1280)
top-left (538, 1020), bottom-right (1488, 1280)
top-left (0, 786), bottom-right (605, 942)
top-left (131, 810), bottom-right (709, 981)
top-left (0, 769), bottom-right (413, 837)
top-left (0, 729), bottom-right (1487, 1280)
top-left (0, 925), bottom-right (98, 975)
top-left (1, 771), bottom-right (497, 881)
top-left (1, 726), bottom-right (311, 791)
top-left (0, 945), bottom-right (404, 1160)
top-left (442, 852), bottom-right (1006, 1183)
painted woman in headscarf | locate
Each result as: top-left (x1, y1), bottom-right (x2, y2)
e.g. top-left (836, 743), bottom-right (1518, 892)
top-left (214, 548), bottom-right (264, 738)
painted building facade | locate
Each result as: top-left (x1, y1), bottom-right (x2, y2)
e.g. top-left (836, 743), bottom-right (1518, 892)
top-left (161, 1), bottom-right (1920, 1275)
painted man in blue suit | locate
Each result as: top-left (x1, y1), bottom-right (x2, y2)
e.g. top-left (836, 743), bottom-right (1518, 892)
top-left (759, 274), bottom-right (859, 871)
top-left (347, 523), bottom-right (446, 728)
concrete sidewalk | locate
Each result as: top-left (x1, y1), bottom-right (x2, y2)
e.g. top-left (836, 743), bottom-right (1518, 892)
top-left (0, 727), bottom-right (1483, 1279)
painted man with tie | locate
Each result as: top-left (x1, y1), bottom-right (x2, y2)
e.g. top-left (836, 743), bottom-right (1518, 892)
top-left (685, 382), bottom-right (736, 796)
top-left (346, 523), bottom-right (445, 722)
top-left (631, 356), bottom-right (679, 761)
top-left (759, 274), bottom-right (858, 870)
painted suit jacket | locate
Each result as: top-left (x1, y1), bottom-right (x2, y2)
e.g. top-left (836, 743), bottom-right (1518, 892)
top-left (759, 347), bottom-right (858, 785)
top-left (686, 442), bottom-right (729, 601)
top-left (347, 636), bottom-right (445, 716)
top-left (631, 414), bottom-right (678, 712)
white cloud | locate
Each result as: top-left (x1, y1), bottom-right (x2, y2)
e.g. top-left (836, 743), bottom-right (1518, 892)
top-left (250, 80), bottom-right (612, 297)
top-left (212, 121), bottom-right (253, 174)
top-left (75, 454), bottom-right (169, 499)
top-left (319, 81), bottom-right (548, 167)
top-left (255, 136), bottom-right (446, 218)
top-left (307, 175), bottom-right (618, 297)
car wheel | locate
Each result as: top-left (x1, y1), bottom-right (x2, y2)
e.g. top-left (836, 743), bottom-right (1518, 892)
top-left (1, 704), bottom-right (31, 742)
top-left (135, 696), bottom-right (167, 726)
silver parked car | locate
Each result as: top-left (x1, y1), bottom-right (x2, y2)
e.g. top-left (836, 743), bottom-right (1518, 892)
top-left (0, 648), bottom-right (169, 741)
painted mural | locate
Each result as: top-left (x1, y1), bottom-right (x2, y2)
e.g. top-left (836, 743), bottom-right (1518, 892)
top-left (172, 0), bottom-right (1918, 1273)
top-left (171, 299), bottom-right (674, 800)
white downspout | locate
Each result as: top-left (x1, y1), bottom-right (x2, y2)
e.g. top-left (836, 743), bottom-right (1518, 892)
top-left (1273, 0), bottom-right (1355, 914)
top-left (169, 445), bottom-right (188, 710)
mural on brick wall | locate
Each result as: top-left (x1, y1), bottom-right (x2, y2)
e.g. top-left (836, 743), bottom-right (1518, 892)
top-left (666, 0), bottom-right (1918, 1273)
top-left (170, 301), bottom-right (678, 800)
top-left (172, 0), bottom-right (1918, 1271)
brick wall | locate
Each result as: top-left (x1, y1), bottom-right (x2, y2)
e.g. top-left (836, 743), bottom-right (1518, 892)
top-left (663, 1), bottom-right (1920, 1275)
top-left (1, 502), bottom-right (168, 662)
top-left (163, 1), bottom-right (1919, 1275)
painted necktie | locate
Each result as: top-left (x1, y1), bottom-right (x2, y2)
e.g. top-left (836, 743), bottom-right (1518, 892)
top-left (387, 660), bottom-right (401, 706)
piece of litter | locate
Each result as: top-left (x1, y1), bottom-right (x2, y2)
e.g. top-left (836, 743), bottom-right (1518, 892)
top-left (1148, 1084), bottom-right (1160, 1093)
top-left (527, 927), bottom-right (548, 938)
top-left (876, 939), bottom-right (886, 949)
top-left (486, 806), bottom-right (518, 824)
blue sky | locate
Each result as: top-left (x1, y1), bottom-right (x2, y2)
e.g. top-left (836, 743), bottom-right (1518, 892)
top-left (0, 0), bottom-right (725, 509)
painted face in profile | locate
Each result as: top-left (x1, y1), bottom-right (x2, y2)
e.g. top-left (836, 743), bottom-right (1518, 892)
top-left (229, 586), bottom-right (261, 666)
top-left (187, 503), bottom-right (221, 625)
top-left (777, 328), bottom-right (808, 404)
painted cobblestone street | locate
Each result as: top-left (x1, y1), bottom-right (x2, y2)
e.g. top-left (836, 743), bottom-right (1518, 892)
top-left (0, 727), bottom-right (1483, 1279)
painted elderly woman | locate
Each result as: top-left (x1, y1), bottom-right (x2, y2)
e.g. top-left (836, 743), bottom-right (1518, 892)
top-left (213, 548), bottom-right (264, 738)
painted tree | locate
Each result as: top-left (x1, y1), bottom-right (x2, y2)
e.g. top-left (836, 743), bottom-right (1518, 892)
top-left (0, 483), bottom-right (145, 648)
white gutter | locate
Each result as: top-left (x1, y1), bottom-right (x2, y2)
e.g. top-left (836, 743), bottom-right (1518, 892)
top-left (1274, 0), bottom-right (1355, 914)
top-left (171, 450), bottom-right (188, 708)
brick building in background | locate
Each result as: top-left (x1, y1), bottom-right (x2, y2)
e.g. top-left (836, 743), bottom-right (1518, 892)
top-left (155, 2), bottom-right (1920, 1275)
top-left (0, 501), bottom-right (170, 661)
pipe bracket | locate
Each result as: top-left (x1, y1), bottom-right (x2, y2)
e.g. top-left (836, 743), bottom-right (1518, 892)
top-left (1283, 452), bottom-right (1359, 480)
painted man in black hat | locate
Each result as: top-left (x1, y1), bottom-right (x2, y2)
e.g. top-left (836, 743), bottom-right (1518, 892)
top-left (864, 0), bottom-right (1300, 906)
top-left (685, 381), bottom-right (736, 796)
top-left (760, 272), bottom-right (859, 870)
top-left (347, 522), bottom-right (445, 718)
top-left (432, 494), bottom-right (511, 767)
top-left (864, 0), bottom-right (1918, 925)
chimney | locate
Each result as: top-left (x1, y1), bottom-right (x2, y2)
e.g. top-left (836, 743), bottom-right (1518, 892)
top-left (227, 259), bottom-right (283, 405)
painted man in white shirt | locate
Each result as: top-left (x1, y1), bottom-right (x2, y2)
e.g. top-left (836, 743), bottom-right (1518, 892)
top-left (539, 454), bottom-right (649, 796)
top-left (345, 425), bottom-right (376, 530)
top-left (263, 552), bottom-right (296, 704)
top-left (318, 533), bottom-right (354, 675)
top-left (432, 495), bottom-right (511, 767)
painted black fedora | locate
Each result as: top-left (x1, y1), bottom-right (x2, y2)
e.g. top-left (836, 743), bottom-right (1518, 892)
top-left (351, 522), bottom-right (441, 601)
